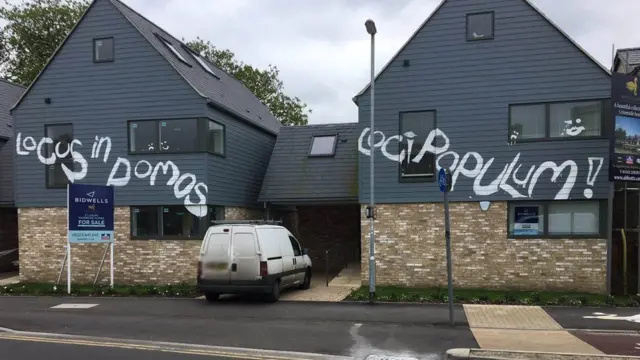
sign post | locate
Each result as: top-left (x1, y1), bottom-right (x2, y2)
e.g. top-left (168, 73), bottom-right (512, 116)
top-left (438, 167), bottom-right (455, 326)
top-left (66, 183), bottom-right (115, 294)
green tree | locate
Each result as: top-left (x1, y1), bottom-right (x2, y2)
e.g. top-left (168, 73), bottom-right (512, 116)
top-left (0, 0), bottom-right (90, 86)
top-left (615, 127), bottom-right (627, 141)
top-left (186, 37), bottom-right (310, 126)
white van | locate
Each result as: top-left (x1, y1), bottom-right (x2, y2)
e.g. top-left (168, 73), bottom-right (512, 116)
top-left (196, 220), bottom-right (313, 302)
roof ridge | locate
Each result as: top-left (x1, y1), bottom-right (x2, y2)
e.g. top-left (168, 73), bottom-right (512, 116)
top-left (0, 77), bottom-right (26, 89)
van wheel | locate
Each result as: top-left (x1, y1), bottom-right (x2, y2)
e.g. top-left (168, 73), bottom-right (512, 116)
top-left (265, 280), bottom-right (280, 302)
top-left (299, 270), bottom-right (311, 290)
top-left (204, 293), bottom-right (219, 302)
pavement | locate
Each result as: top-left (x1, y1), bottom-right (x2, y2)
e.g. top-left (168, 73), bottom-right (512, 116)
top-left (0, 296), bottom-right (639, 359)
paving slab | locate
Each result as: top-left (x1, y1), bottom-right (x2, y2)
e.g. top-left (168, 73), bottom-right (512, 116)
top-left (470, 328), bottom-right (603, 354)
top-left (464, 304), bottom-right (563, 330)
top-left (280, 279), bottom-right (355, 302)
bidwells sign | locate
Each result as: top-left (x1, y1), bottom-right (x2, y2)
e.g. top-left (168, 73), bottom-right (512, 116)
top-left (67, 183), bottom-right (115, 243)
top-left (610, 73), bottom-right (640, 181)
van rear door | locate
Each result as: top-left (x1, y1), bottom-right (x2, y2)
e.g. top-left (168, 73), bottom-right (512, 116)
top-left (201, 227), bottom-right (231, 283)
top-left (230, 227), bottom-right (260, 282)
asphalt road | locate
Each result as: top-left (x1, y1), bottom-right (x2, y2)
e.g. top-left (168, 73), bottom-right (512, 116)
top-left (0, 338), bottom-right (239, 360)
top-left (0, 296), bottom-right (478, 358)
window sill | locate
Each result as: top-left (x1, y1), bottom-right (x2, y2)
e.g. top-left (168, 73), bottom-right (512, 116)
top-left (207, 150), bottom-right (226, 158)
top-left (509, 135), bottom-right (607, 144)
top-left (130, 236), bottom-right (204, 241)
top-left (399, 175), bottom-right (435, 183)
top-left (127, 150), bottom-right (208, 156)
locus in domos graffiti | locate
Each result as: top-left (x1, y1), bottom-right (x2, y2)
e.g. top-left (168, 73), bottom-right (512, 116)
top-left (358, 127), bottom-right (604, 200)
top-left (15, 133), bottom-right (208, 217)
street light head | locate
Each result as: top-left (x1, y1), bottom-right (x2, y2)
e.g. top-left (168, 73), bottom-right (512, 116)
top-left (365, 19), bottom-right (377, 35)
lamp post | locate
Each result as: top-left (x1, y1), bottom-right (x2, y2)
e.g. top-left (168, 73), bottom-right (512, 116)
top-left (365, 19), bottom-right (377, 305)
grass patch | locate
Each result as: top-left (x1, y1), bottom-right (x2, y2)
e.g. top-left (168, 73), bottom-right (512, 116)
top-left (0, 282), bottom-right (199, 298)
top-left (345, 286), bottom-right (640, 307)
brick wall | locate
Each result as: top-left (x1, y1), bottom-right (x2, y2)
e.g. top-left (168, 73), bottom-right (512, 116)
top-left (18, 206), bottom-right (264, 284)
top-left (360, 202), bottom-right (607, 294)
top-left (297, 205), bottom-right (360, 272)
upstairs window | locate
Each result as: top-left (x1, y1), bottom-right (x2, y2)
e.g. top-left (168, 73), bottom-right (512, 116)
top-left (44, 123), bottom-right (74, 188)
top-left (399, 110), bottom-right (436, 180)
top-left (128, 118), bottom-right (224, 155)
top-left (309, 135), bottom-right (337, 157)
top-left (155, 33), bottom-right (190, 65)
top-left (509, 99), bottom-right (608, 142)
top-left (467, 12), bottom-right (494, 41)
top-left (93, 37), bottom-right (114, 62)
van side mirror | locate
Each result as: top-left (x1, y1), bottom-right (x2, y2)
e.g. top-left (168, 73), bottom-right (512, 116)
top-left (302, 248), bottom-right (309, 256)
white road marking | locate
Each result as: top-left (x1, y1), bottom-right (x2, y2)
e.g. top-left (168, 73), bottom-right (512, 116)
top-left (50, 304), bottom-right (99, 309)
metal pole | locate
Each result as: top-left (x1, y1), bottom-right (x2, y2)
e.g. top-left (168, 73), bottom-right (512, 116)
top-left (444, 189), bottom-right (454, 326)
top-left (67, 244), bottom-right (71, 294)
top-left (56, 245), bottom-right (68, 285)
top-left (110, 242), bottom-right (114, 288)
top-left (606, 182), bottom-right (614, 295)
top-left (93, 244), bottom-right (110, 286)
top-left (368, 24), bottom-right (376, 305)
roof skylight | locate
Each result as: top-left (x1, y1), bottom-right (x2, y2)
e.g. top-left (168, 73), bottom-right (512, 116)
top-left (155, 34), bottom-right (189, 64)
top-left (309, 135), bottom-right (337, 157)
top-left (193, 53), bottom-right (218, 77)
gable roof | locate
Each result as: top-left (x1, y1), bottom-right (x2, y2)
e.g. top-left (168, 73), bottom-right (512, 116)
top-left (258, 123), bottom-right (359, 204)
top-left (352, 0), bottom-right (611, 103)
top-left (614, 47), bottom-right (640, 73)
top-left (10, 0), bottom-right (281, 135)
top-left (0, 78), bottom-right (25, 140)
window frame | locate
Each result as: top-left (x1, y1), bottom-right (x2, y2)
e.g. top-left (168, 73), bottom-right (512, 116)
top-left (181, 44), bottom-right (220, 78)
top-left (130, 205), bottom-right (225, 240)
top-left (508, 98), bottom-right (610, 143)
top-left (44, 123), bottom-right (74, 189)
top-left (308, 134), bottom-right (338, 157)
top-left (154, 33), bottom-right (192, 67)
top-left (507, 200), bottom-right (607, 239)
top-left (466, 11), bottom-right (495, 42)
top-left (93, 37), bottom-right (114, 63)
top-left (398, 109), bottom-right (437, 183)
top-left (127, 118), bottom-right (224, 155)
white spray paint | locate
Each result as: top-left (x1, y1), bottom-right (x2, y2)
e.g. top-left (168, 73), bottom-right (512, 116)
top-left (347, 323), bottom-right (437, 360)
top-left (16, 133), bottom-right (208, 217)
top-left (583, 312), bottom-right (640, 323)
top-left (358, 127), bottom-right (604, 200)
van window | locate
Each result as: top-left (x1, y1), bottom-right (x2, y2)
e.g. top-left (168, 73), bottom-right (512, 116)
top-left (206, 233), bottom-right (230, 255)
top-left (234, 233), bottom-right (257, 257)
top-left (288, 236), bottom-right (301, 256)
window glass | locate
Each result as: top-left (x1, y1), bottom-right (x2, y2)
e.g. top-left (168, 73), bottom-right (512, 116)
top-left (467, 12), bottom-right (494, 40)
top-left (194, 54), bottom-right (217, 76)
top-left (234, 233), bottom-right (257, 257)
top-left (400, 111), bottom-right (435, 177)
top-left (94, 37), bottom-right (114, 62)
top-left (208, 120), bottom-right (224, 154)
top-left (510, 105), bottom-right (546, 140)
top-left (129, 121), bottom-right (158, 153)
top-left (162, 205), bottom-right (202, 237)
top-left (289, 236), bottom-right (301, 256)
top-left (45, 124), bottom-right (74, 188)
top-left (159, 119), bottom-right (198, 153)
top-left (160, 37), bottom-right (188, 63)
top-left (548, 202), bottom-right (599, 235)
top-left (309, 135), bottom-right (336, 156)
top-left (549, 101), bottom-right (602, 138)
top-left (509, 204), bottom-right (545, 236)
top-left (209, 206), bottom-right (225, 222)
top-left (131, 206), bottom-right (159, 237)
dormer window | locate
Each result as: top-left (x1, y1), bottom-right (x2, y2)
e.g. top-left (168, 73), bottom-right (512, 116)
top-left (309, 135), bottom-right (337, 157)
top-left (466, 12), bottom-right (494, 41)
top-left (93, 37), bottom-right (114, 62)
top-left (155, 33), bottom-right (190, 65)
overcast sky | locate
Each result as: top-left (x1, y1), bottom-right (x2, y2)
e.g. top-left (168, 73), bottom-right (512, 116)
top-left (70, 1), bottom-right (640, 124)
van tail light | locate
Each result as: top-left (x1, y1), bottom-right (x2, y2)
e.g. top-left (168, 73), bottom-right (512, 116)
top-left (259, 261), bottom-right (268, 277)
top-left (197, 261), bottom-right (202, 281)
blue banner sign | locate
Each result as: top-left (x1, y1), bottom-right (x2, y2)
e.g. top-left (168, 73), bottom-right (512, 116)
top-left (67, 184), bottom-right (115, 243)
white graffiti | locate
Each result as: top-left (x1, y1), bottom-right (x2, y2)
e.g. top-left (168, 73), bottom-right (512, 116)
top-left (358, 127), bottom-right (603, 200)
top-left (16, 133), bottom-right (208, 217)
top-left (562, 118), bottom-right (586, 137)
top-left (583, 312), bottom-right (640, 323)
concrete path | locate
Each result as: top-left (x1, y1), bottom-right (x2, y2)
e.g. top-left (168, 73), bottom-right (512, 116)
top-left (280, 264), bottom-right (361, 302)
top-left (463, 304), bottom-right (625, 355)
top-left (0, 273), bottom-right (19, 286)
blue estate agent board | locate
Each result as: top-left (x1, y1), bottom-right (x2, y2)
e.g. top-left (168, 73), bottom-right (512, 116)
top-left (67, 184), bottom-right (115, 243)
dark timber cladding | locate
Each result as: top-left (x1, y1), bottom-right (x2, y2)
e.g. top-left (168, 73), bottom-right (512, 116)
top-left (9, 0), bottom-right (279, 208)
top-left (0, 79), bottom-right (25, 205)
top-left (259, 123), bottom-right (359, 204)
top-left (353, 0), bottom-right (612, 204)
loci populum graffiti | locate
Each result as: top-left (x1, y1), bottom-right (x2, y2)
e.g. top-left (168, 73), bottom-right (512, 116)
top-left (15, 133), bottom-right (208, 217)
top-left (358, 127), bottom-right (603, 200)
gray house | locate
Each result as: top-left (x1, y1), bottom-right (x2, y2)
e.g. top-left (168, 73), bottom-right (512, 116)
top-left (262, 0), bottom-right (614, 294)
top-left (11, 0), bottom-right (280, 284)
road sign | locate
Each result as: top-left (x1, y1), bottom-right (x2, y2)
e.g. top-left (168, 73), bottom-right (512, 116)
top-left (438, 168), bottom-right (451, 193)
top-left (68, 184), bottom-right (115, 243)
